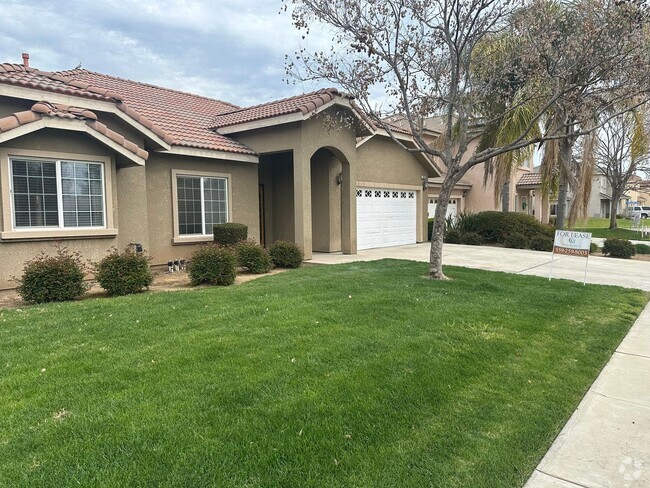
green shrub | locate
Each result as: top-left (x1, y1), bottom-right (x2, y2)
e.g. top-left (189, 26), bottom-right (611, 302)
top-left (530, 236), bottom-right (554, 252)
top-left (602, 238), bottom-right (636, 259)
top-left (504, 233), bottom-right (529, 249)
top-left (427, 218), bottom-right (435, 241)
top-left (590, 242), bottom-right (600, 254)
top-left (467, 211), bottom-right (550, 243)
top-left (635, 243), bottom-right (650, 254)
top-left (452, 212), bottom-right (479, 234)
top-left (16, 247), bottom-right (88, 303)
top-left (460, 232), bottom-right (484, 246)
top-left (236, 241), bottom-right (272, 274)
top-left (444, 229), bottom-right (462, 244)
top-left (94, 247), bottom-right (153, 296)
top-left (269, 241), bottom-right (303, 268)
top-left (188, 245), bottom-right (237, 286)
top-left (213, 223), bottom-right (248, 246)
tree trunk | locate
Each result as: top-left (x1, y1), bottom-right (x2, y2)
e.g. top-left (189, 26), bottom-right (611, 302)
top-left (555, 137), bottom-right (573, 229)
top-left (501, 181), bottom-right (510, 212)
top-left (609, 202), bottom-right (617, 229)
top-left (609, 189), bottom-right (621, 229)
top-left (428, 181), bottom-right (455, 280)
top-left (556, 173), bottom-right (568, 229)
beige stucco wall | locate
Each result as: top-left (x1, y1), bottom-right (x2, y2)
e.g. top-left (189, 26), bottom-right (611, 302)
top-left (356, 136), bottom-right (429, 242)
top-left (143, 152), bottom-right (259, 267)
top-left (234, 108), bottom-right (359, 258)
top-left (311, 148), bottom-right (342, 252)
top-left (0, 96), bottom-right (33, 118)
top-left (0, 129), bottom-right (120, 289)
top-left (258, 151), bottom-right (295, 245)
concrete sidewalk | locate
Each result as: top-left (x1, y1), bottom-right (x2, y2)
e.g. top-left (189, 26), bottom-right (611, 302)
top-left (525, 303), bottom-right (650, 488)
top-left (311, 242), bottom-right (650, 291)
top-left (311, 243), bottom-right (650, 487)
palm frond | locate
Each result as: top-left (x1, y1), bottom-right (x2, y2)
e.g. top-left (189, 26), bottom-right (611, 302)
top-left (568, 132), bottom-right (596, 227)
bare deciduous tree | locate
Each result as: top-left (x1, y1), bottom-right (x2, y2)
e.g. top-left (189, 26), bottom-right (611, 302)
top-left (284, 0), bottom-right (650, 279)
top-left (596, 111), bottom-right (650, 228)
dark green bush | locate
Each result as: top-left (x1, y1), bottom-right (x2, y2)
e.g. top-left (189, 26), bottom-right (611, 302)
top-left (236, 241), bottom-right (272, 274)
top-left (16, 247), bottom-right (88, 303)
top-left (444, 229), bottom-right (462, 244)
top-left (602, 238), bottom-right (636, 259)
top-left (635, 243), bottom-right (650, 254)
top-left (590, 242), bottom-right (600, 254)
top-left (269, 241), bottom-right (303, 268)
top-left (94, 247), bottom-right (153, 296)
top-left (188, 245), bottom-right (237, 285)
top-left (452, 212), bottom-right (479, 234)
top-left (460, 232), bottom-right (484, 246)
top-left (213, 223), bottom-right (248, 246)
top-left (504, 233), bottom-right (529, 249)
top-left (530, 236), bottom-right (554, 252)
top-left (427, 218), bottom-right (435, 241)
top-left (466, 211), bottom-right (551, 243)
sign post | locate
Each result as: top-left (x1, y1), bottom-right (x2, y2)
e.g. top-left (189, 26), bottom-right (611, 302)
top-left (549, 230), bottom-right (593, 285)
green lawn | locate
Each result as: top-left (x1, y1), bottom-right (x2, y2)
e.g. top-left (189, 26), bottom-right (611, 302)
top-left (1, 261), bottom-right (647, 487)
top-left (574, 217), bottom-right (650, 241)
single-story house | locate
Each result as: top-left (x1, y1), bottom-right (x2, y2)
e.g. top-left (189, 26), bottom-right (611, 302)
top-left (0, 55), bottom-right (449, 289)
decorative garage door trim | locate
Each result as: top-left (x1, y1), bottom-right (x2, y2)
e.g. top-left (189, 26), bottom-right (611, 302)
top-left (356, 187), bottom-right (417, 250)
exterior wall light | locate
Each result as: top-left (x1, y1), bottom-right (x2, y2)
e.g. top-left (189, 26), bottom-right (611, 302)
top-left (336, 172), bottom-right (343, 185)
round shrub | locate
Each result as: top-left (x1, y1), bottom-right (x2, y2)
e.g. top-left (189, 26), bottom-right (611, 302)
top-left (504, 233), bottom-right (528, 249)
top-left (444, 229), bottom-right (462, 244)
top-left (236, 241), bottom-right (272, 274)
top-left (530, 235), bottom-right (554, 252)
top-left (269, 241), bottom-right (303, 268)
top-left (466, 211), bottom-right (551, 243)
top-left (635, 243), bottom-right (650, 255)
top-left (590, 242), bottom-right (600, 254)
top-left (17, 247), bottom-right (88, 303)
top-left (188, 245), bottom-right (237, 286)
top-left (94, 247), bottom-right (153, 296)
top-left (213, 223), bottom-right (248, 246)
top-left (602, 238), bottom-right (636, 259)
top-left (460, 232), bottom-right (484, 246)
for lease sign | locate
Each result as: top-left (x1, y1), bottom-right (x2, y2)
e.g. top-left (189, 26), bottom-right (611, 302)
top-left (553, 230), bottom-right (592, 258)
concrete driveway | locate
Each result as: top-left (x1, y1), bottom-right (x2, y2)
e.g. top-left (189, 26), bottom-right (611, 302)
top-left (311, 242), bottom-right (650, 487)
top-left (311, 242), bottom-right (650, 291)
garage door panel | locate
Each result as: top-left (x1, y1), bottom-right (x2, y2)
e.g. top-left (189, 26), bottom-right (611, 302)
top-left (357, 187), bottom-right (417, 250)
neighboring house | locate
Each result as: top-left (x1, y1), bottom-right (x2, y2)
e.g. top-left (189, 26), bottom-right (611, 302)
top-left (383, 115), bottom-right (535, 220)
top-left (587, 172), bottom-right (627, 218)
top-left (515, 169), bottom-right (631, 222)
top-left (626, 175), bottom-right (650, 210)
top-left (0, 56), bottom-right (443, 288)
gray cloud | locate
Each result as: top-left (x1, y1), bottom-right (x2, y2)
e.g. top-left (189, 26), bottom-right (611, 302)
top-left (0, 0), bottom-right (328, 106)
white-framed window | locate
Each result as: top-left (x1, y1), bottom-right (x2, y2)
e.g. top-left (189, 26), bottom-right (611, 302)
top-left (9, 157), bottom-right (105, 230)
top-left (176, 174), bottom-right (228, 236)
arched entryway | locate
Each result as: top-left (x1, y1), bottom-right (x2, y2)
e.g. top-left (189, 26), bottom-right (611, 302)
top-left (310, 147), bottom-right (353, 253)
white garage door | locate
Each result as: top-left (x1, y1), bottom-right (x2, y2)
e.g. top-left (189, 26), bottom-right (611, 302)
top-left (428, 198), bottom-right (458, 220)
top-left (357, 188), bottom-right (417, 250)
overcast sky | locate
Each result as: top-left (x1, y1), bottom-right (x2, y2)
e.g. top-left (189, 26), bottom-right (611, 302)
top-left (0, 0), bottom-right (328, 107)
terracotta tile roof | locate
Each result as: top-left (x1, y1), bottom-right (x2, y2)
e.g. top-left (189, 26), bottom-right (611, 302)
top-left (517, 172), bottom-right (542, 187)
top-left (210, 88), bottom-right (347, 129)
top-left (0, 63), bottom-right (121, 101)
top-left (0, 101), bottom-right (148, 161)
top-left (0, 64), bottom-right (256, 155)
top-left (56, 69), bottom-right (255, 155)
